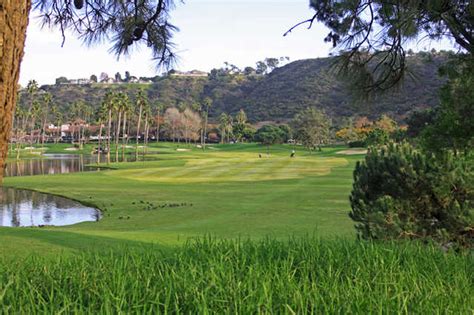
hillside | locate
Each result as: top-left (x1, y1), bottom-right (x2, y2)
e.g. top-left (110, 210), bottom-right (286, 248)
top-left (225, 55), bottom-right (445, 122)
top-left (22, 53), bottom-right (447, 123)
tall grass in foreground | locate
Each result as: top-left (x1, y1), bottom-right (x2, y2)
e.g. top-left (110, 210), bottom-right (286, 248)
top-left (0, 238), bottom-right (472, 314)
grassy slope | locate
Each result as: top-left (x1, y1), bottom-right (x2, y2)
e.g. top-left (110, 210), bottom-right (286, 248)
top-left (1, 143), bottom-right (359, 255)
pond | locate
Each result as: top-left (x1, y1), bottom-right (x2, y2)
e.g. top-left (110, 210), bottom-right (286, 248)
top-left (0, 187), bottom-right (101, 227)
top-left (5, 153), bottom-right (137, 177)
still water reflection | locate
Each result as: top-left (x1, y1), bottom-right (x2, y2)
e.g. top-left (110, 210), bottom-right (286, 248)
top-left (5, 154), bottom-right (136, 177)
top-left (0, 187), bottom-right (101, 227)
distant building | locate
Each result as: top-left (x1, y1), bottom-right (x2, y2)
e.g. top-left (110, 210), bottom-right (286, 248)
top-left (138, 79), bottom-right (153, 84)
top-left (64, 78), bottom-right (92, 85)
top-left (56, 75), bottom-right (153, 86)
top-left (100, 77), bottom-right (116, 84)
top-left (170, 70), bottom-right (208, 78)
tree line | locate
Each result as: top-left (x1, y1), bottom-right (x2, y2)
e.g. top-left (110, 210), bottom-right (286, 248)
top-left (13, 79), bottom-right (421, 155)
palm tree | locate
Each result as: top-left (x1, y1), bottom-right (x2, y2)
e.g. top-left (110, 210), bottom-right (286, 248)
top-left (40, 92), bottom-right (52, 148)
top-left (25, 80), bottom-right (38, 146)
top-left (102, 92), bottom-right (115, 164)
top-left (114, 92), bottom-right (127, 162)
top-left (120, 94), bottom-right (132, 161)
top-left (135, 90), bottom-right (148, 160)
top-left (26, 80), bottom-right (38, 112)
top-left (82, 103), bottom-right (93, 147)
top-left (202, 97), bottom-right (212, 149)
top-left (13, 106), bottom-right (27, 160)
top-left (114, 99), bottom-right (122, 162)
top-left (50, 105), bottom-right (63, 144)
top-left (29, 100), bottom-right (42, 147)
top-left (71, 101), bottom-right (90, 150)
top-left (219, 113), bottom-right (233, 144)
top-left (142, 101), bottom-right (152, 158)
top-left (95, 103), bottom-right (108, 164)
top-left (70, 102), bottom-right (80, 146)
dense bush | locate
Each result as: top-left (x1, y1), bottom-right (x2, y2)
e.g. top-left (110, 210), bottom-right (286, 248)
top-left (365, 128), bottom-right (390, 146)
top-left (348, 140), bottom-right (366, 148)
top-left (350, 142), bottom-right (473, 248)
top-left (253, 124), bottom-right (290, 148)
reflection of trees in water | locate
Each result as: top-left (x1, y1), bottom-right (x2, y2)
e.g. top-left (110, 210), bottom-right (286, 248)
top-left (42, 206), bottom-right (52, 223)
top-left (93, 211), bottom-right (101, 221)
top-left (11, 206), bottom-right (20, 227)
top-left (5, 154), bottom-right (139, 177)
top-left (49, 194), bottom-right (74, 210)
top-left (0, 187), bottom-right (100, 227)
top-left (5, 156), bottom-right (90, 177)
top-left (39, 157), bottom-right (44, 175)
top-left (1, 188), bottom-right (21, 227)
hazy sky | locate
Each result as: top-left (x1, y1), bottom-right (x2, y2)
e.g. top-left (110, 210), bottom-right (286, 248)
top-left (19, 0), bottom-right (455, 86)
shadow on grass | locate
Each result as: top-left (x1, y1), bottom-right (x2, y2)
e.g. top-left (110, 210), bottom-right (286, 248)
top-left (0, 228), bottom-right (169, 254)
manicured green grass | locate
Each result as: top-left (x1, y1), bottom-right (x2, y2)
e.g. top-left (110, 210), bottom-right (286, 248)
top-left (0, 237), bottom-right (472, 313)
top-left (2, 143), bottom-right (471, 313)
top-left (2, 143), bottom-right (360, 253)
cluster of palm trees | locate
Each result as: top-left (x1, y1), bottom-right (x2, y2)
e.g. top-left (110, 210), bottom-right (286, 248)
top-left (12, 80), bottom-right (56, 158)
top-left (70, 100), bottom-right (94, 150)
top-left (218, 109), bottom-right (252, 144)
top-left (218, 113), bottom-right (233, 144)
top-left (12, 81), bottom-right (219, 164)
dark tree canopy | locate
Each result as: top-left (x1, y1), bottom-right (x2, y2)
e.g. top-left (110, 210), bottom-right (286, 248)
top-left (33, 0), bottom-right (177, 68)
top-left (254, 125), bottom-right (290, 147)
top-left (287, 0), bottom-right (473, 93)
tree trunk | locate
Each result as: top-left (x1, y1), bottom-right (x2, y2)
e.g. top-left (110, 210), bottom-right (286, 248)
top-left (126, 123), bottom-right (131, 146)
top-left (115, 110), bottom-right (122, 162)
top-left (79, 123), bottom-right (84, 150)
top-left (156, 115), bottom-right (160, 143)
top-left (143, 115), bottom-right (149, 159)
top-left (0, 2), bottom-right (31, 183)
top-left (56, 120), bottom-right (61, 143)
top-left (121, 111), bottom-right (127, 162)
top-left (15, 139), bottom-right (21, 160)
top-left (15, 119), bottom-right (21, 161)
top-left (200, 128), bottom-right (203, 147)
top-left (41, 120), bottom-right (45, 149)
top-left (203, 111), bottom-right (208, 150)
top-left (184, 119), bottom-right (189, 146)
top-left (97, 123), bottom-right (103, 164)
top-left (29, 117), bottom-right (35, 150)
top-left (106, 108), bottom-right (112, 164)
top-left (135, 104), bottom-right (142, 160)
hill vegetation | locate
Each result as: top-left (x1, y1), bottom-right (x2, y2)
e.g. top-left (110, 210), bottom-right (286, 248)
top-left (22, 52), bottom-right (448, 124)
